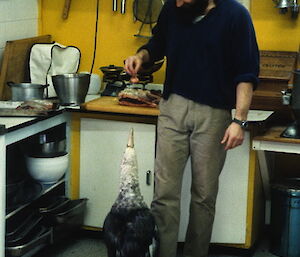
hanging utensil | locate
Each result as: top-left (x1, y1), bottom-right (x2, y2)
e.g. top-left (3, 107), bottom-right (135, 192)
top-left (62, 0), bottom-right (72, 19)
top-left (113, 0), bottom-right (118, 11)
top-left (121, 0), bottom-right (126, 14)
top-left (133, 0), bottom-right (164, 38)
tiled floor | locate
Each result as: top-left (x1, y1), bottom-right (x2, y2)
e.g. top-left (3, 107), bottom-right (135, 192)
top-left (38, 229), bottom-right (279, 257)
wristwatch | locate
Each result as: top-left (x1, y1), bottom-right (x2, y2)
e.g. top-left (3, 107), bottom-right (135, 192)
top-left (232, 118), bottom-right (248, 129)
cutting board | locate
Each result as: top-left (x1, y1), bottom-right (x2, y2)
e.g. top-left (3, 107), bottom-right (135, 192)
top-left (82, 96), bottom-right (160, 116)
top-left (0, 35), bottom-right (52, 100)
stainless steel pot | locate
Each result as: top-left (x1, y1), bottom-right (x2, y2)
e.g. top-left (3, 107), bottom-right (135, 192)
top-left (7, 82), bottom-right (48, 101)
top-left (52, 73), bottom-right (90, 106)
top-left (29, 138), bottom-right (67, 158)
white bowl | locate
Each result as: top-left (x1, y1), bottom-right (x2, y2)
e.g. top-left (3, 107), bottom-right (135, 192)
top-left (25, 153), bottom-right (69, 184)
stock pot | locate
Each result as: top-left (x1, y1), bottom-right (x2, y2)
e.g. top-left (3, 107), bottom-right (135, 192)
top-left (7, 82), bottom-right (48, 101)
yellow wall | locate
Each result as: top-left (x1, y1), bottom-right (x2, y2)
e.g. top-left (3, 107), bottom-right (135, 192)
top-left (252, 0), bottom-right (300, 51)
top-left (39, 0), bottom-right (300, 83)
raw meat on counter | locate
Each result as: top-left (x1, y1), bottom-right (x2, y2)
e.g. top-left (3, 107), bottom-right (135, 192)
top-left (16, 100), bottom-right (58, 111)
top-left (118, 88), bottom-right (162, 108)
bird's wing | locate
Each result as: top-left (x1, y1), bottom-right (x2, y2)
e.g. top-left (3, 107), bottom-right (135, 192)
top-left (103, 211), bottom-right (127, 257)
top-left (120, 208), bottom-right (156, 257)
top-left (103, 208), bottom-right (157, 257)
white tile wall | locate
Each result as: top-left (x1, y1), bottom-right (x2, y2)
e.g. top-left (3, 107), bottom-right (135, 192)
top-left (0, 0), bottom-right (38, 62)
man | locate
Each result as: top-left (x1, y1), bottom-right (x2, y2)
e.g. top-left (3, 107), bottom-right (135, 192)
top-left (124, 0), bottom-right (259, 256)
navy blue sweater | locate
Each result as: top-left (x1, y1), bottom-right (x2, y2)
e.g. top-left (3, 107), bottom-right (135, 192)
top-left (140, 0), bottom-right (259, 110)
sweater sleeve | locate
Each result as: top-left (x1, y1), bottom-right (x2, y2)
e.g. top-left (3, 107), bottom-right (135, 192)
top-left (230, 6), bottom-right (260, 90)
top-left (137, 2), bottom-right (169, 63)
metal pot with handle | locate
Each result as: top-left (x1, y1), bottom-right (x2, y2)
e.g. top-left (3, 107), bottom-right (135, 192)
top-left (7, 82), bottom-right (48, 101)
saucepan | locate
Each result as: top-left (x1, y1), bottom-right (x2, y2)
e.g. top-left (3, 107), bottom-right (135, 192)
top-left (7, 82), bottom-right (48, 101)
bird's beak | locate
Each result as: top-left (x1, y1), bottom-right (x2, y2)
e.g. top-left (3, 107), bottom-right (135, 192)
top-left (127, 128), bottom-right (134, 148)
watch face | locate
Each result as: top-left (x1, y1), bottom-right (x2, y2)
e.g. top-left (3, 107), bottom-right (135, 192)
top-left (232, 118), bottom-right (248, 128)
top-left (241, 121), bottom-right (248, 128)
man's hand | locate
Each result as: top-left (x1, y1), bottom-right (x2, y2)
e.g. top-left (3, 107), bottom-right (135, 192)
top-left (124, 55), bottom-right (143, 83)
top-left (221, 122), bottom-right (245, 150)
top-left (124, 49), bottom-right (150, 83)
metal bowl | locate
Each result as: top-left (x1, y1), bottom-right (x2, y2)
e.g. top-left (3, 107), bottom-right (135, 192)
top-left (29, 138), bottom-right (67, 158)
top-left (39, 139), bottom-right (66, 155)
top-left (52, 73), bottom-right (90, 106)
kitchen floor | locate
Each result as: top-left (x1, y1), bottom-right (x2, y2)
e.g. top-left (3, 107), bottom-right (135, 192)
top-left (37, 228), bottom-right (278, 257)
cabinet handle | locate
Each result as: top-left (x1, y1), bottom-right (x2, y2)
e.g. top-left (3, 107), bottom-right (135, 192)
top-left (146, 170), bottom-right (151, 185)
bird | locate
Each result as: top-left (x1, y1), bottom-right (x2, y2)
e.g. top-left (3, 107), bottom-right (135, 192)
top-left (103, 128), bottom-right (158, 257)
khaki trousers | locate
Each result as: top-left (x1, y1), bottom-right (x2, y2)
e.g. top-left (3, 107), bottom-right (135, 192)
top-left (151, 94), bottom-right (231, 257)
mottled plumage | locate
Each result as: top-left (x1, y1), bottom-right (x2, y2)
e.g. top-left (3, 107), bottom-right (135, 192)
top-left (103, 129), bottom-right (158, 257)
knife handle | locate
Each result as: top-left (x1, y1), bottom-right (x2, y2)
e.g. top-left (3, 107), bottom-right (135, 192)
top-left (113, 0), bottom-right (118, 11)
top-left (121, 0), bottom-right (126, 14)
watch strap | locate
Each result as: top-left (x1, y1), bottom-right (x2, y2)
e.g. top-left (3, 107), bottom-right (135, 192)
top-left (232, 118), bottom-right (248, 129)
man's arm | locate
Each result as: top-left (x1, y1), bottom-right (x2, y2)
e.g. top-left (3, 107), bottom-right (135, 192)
top-left (234, 82), bottom-right (253, 121)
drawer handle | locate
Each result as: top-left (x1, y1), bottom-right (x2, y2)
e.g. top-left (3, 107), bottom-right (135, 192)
top-left (146, 170), bottom-right (151, 185)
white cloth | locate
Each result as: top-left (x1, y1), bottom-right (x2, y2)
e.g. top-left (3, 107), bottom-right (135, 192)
top-left (29, 43), bottom-right (81, 97)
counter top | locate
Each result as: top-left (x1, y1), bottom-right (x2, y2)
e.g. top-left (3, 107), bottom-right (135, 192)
top-left (253, 126), bottom-right (300, 144)
top-left (0, 95), bottom-right (275, 134)
top-left (0, 111), bottom-right (64, 135)
top-left (81, 96), bottom-right (160, 116)
top-left (0, 117), bottom-right (35, 129)
top-left (82, 96), bottom-right (275, 121)
top-left (252, 125), bottom-right (300, 155)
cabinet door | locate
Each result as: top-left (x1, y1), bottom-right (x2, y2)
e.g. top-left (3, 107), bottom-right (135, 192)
top-left (79, 118), bottom-right (156, 228)
top-left (178, 132), bottom-right (250, 244)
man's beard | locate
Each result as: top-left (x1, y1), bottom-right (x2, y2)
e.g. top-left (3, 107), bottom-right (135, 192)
top-left (176, 0), bottom-right (210, 24)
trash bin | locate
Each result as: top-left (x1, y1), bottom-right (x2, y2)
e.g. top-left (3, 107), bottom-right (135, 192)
top-left (270, 179), bottom-right (300, 257)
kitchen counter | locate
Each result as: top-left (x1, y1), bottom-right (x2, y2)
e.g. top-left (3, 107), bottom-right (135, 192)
top-left (0, 111), bottom-right (66, 143)
top-left (252, 125), bottom-right (300, 225)
top-left (0, 94), bottom-right (99, 133)
top-left (253, 126), bottom-right (300, 145)
top-left (0, 95), bottom-right (274, 136)
top-left (82, 96), bottom-right (276, 123)
top-left (0, 96), bottom-right (275, 252)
